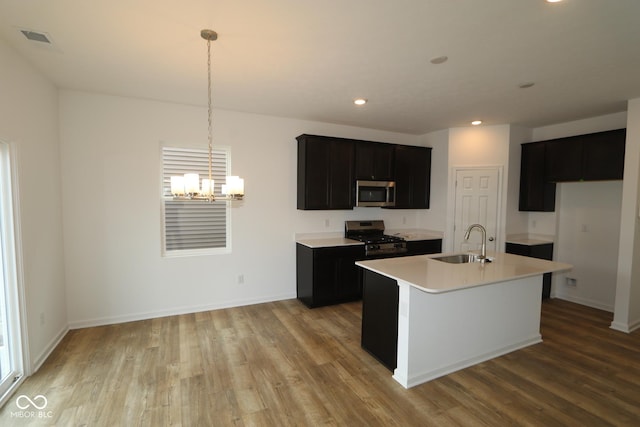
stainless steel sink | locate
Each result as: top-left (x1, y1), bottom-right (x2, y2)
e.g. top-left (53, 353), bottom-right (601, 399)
top-left (431, 253), bottom-right (492, 264)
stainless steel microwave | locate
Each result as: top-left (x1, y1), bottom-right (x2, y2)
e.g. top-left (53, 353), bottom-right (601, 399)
top-left (355, 180), bottom-right (396, 207)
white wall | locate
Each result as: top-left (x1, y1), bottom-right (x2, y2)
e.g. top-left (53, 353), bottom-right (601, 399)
top-left (445, 125), bottom-right (512, 252)
top-left (505, 126), bottom-right (532, 237)
top-left (0, 39), bottom-right (67, 371)
top-left (59, 90), bottom-right (425, 327)
top-left (555, 181), bottom-right (622, 311)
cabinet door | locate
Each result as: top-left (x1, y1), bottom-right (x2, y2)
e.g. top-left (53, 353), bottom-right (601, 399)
top-left (329, 140), bottom-right (356, 208)
top-left (297, 135), bottom-right (354, 210)
top-left (519, 142), bottom-right (556, 211)
top-left (335, 246), bottom-right (364, 301)
top-left (296, 244), bottom-right (315, 307)
top-left (392, 145), bottom-right (431, 209)
top-left (355, 142), bottom-right (395, 180)
top-left (296, 245), bottom-right (364, 308)
top-left (582, 129), bottom-right (626, 181)
top-left (314, 246), bottom-right (364, 306)
top-left (312, 248), bottom-right (340, 306)
top-left (545, 136), bottom-right (582, 182)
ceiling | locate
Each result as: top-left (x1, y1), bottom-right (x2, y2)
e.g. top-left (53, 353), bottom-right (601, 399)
top-left (1, 0), bottom-right (639, 135)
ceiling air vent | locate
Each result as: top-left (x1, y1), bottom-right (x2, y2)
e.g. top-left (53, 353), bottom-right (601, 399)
top-left (20, 29), bottom-right (52, 44)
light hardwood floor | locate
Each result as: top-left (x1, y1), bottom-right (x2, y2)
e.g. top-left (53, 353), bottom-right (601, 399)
top-left (1, 298), bottom-right (639, 426)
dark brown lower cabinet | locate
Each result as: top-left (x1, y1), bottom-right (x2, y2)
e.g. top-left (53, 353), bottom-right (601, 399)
top-left (361, 269), bottom-right (398, 371)
top-left (296, 239), bottom-right (442, 309)
top-left (505, 242), bottom-right (554, 299)
top-left (296, 243), bottom-right (365, 308)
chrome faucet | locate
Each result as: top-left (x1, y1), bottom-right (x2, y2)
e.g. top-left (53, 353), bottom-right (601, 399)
top-left (464, 224), bottom-right (487, 261)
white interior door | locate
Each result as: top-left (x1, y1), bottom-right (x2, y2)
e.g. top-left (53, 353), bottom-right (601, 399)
top-left (453, 168), bottom-right (500, 253)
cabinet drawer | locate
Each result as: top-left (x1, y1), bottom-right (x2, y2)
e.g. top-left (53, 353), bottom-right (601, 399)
top-left (406, 239), bottom-right (442, 256)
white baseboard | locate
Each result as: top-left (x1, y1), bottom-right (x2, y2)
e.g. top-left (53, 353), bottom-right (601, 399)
top-left (552, 294), bottom-right (614, 313)
top-left (396, 335), bottom-right (542, 389)
top-left (67, 292), bottom-right (297, 329)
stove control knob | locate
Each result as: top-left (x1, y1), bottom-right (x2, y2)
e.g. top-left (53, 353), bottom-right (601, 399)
top-left (371, 244), bottom-right (380, 250)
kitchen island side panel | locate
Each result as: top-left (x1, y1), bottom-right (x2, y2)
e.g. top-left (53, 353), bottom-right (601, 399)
top-left (361, 269), bottom-right (399, 371)
top-left (394, 275), bottom-right (543, 388)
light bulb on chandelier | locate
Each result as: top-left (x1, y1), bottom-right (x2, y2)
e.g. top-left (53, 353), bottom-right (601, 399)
top-left (170, 174), bottom-right (244, 200)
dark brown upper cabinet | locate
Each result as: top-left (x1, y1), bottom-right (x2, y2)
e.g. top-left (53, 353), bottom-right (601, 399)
top-left (297, 134), bottom-right (433, 210)
top-left (519, 142), bottom-right (556, 212)
top-left (545, 129), bottom-right (626, 182)
top-left (355, 142), bottom-right (395, 181)
top-left (391, 145), bottom-right (432, 209)
top-left (581, 129), bottom-right (626, 181)
top-left (297, 134), bottom-right (355, 210)
top-left (545, 135), bottom-right (582, 182)
top-left (519, 128), bottom-right (626, 212)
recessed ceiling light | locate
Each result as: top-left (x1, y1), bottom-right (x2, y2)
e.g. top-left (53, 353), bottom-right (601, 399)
top-left (430, 55), bottom-right (448, 65)
top-left (354, 98), bottom-right (367, 106)
top-left (471, 120), bottom-right (482, 126)
top-left (546, 0), bottom-right (563, 3)
top-left (518, 82), bottom-right (535, 89)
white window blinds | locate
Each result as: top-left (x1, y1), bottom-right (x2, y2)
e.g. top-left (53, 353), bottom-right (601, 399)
top-left (161, 146), bottom-right (229, 253)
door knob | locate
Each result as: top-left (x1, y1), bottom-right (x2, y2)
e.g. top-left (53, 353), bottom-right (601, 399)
top-left (488, 237), bottom-right (494, 242)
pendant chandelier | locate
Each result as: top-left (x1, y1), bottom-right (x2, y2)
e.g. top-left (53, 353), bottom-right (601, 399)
top-left (170, 29), bottom-right (244, 202)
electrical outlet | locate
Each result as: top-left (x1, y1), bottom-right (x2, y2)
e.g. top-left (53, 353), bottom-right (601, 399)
top-left (324, 219), bottom-right (330, 227)
top-left (566, 277), bottom-right (577, 287)
top-left (40, 312), bottom-right (45, 326)
top-left (238, 274), bottom-right (244, 284)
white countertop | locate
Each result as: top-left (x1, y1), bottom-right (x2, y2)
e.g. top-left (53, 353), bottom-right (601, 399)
top-left (506, 237), bottom-right (554, 246)
top-left (506, 233), bottom-right (554, 245)
top-left (296, 237), bottom-right (363, 248)
top-left (385, 229), bottom-right (443, 241)
top-left (356, 251), bottom-right (572, 294)
top-left (295, 229), bottom-right (442, 248)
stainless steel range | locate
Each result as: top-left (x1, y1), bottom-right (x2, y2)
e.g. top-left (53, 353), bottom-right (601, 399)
top-left (345, 220), bottom-right (407, 257)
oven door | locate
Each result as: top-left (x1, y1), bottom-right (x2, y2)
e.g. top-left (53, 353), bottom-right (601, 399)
top-left (356, 180), bottom-right (395, 207)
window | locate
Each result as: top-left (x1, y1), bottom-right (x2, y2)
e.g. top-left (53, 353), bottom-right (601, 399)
top-left (161, 145), bottom-right (231, 256)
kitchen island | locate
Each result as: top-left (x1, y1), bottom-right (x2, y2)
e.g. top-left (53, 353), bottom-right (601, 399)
top-left (356, 252), bottom-right (572, 389)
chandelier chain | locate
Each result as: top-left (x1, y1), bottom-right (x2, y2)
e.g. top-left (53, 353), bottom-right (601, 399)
top-left (207, 37), bottom-right (214, 201)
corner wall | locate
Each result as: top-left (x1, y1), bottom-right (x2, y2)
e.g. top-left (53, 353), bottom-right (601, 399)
top-left (0, 38), bottom-right (67, 371)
